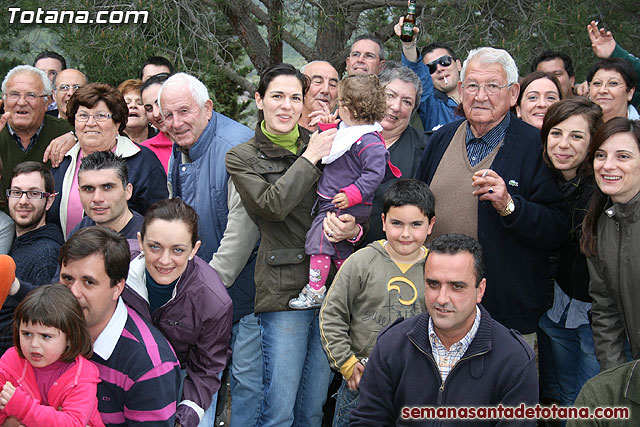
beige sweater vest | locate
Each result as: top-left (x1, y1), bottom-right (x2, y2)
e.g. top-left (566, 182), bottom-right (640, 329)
top-left (427, 122), bottom-right (500, 242)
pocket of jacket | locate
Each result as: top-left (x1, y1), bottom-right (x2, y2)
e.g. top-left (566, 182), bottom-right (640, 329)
top-left (356, 330), bottom-right (379, 357)
top-left (266, 247), bottom-right (307, 291)
top-left (248, 157), bottom-right (288, 176)
top-left (158, 318), bottom-right (197, 349)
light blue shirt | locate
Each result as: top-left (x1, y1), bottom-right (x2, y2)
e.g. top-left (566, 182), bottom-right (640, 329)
top-left (547, 282), bottom-right (591, 328)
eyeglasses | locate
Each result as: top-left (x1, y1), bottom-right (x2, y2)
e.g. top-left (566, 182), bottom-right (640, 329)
top-left (4, 92), bottom-right (49, 103)
top-left (349, 51), bottom-right (378, 61)
top-left (426, 55), bottom-right (454, 74)
top-left (462, 82), bottom-right (511, 95)
top-left (590, 80), bottom-right (626, 90)
top-left (56, 84), bottom-right (83, 93)
top-left (76, 112), bottom-right (113, 122)
top-left (6, 189), bottom-right (57, 199)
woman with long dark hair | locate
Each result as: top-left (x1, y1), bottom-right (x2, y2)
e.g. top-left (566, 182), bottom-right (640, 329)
top-left (537, 98), bottom-right (603, 406)
top-left (226, 63), bottom-right (355, 426)
top-left (581, 117), bottom-right (640, 371)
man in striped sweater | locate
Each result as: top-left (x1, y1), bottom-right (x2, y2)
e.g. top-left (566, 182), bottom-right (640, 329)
top-left (59, 226), bottom-right (181, 427)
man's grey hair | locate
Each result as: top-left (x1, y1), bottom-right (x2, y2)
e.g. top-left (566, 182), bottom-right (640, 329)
top-left (379, 62), bottom-right (423, 113)
top-left (157, 72), bottom-right (210, 113)
top-left (2, 65), bottom-right (52, 97)
top-left (460, 47), bottom-right (519, 85)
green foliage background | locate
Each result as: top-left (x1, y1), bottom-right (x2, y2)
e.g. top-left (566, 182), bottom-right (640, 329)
top-left (1, 0), bottom-right (639, 126)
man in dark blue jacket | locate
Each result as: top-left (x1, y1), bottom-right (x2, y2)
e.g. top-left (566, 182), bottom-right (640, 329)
top-left (415, 47), bottom-right (569, 339)
top-left (1, 161), bottom-right (64, 354)
top-left (351, 234), bottom-right (537, 426)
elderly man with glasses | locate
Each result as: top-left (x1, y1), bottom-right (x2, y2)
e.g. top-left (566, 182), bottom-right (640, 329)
top-left (395, 18), bottom-right (462, 132)
top-left (416, 47), bottom-right (569, 345)
top-left (0, 65), bottom-right (73, 210)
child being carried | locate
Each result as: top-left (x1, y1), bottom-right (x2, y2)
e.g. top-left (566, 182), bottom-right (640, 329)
top-left (289, 74), bottom-right (401, 309)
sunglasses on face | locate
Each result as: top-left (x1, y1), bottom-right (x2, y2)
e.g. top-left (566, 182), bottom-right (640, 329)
top-left (426, 55), bottom-right (454, 74)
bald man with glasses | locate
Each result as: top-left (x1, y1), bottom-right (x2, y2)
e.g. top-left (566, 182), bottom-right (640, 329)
top-left (52, 69), bottom-right (87, 120)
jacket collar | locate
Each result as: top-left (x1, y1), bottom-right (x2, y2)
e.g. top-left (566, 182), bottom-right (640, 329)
top-left (604, 191), bottom-right (640, 223)
top-left (187, 112), bottom-right (218, 161)
top-left (408, 304), bottom-right (493, 358)
top-left (253, 122), bottom-right (311, 158)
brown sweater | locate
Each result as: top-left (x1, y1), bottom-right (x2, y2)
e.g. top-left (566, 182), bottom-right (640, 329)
top-left (0, 115), bottom-right (72, 211)
top-left (428, 121), bottom-right (499, 241)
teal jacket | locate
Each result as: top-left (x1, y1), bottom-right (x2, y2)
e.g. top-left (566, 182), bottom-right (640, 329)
top-left (612, 44), bottom-right (640, 109)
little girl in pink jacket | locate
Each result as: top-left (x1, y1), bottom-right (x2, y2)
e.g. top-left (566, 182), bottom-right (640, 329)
top-left (0, 284), bottom-right (104, 427)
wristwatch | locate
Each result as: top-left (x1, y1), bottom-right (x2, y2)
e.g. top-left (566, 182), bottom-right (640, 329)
top-left (498, 196), bottom-right (515, 217)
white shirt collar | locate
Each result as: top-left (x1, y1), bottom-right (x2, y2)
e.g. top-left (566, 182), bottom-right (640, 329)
top-left (93, 298), bottom-right (128, 360)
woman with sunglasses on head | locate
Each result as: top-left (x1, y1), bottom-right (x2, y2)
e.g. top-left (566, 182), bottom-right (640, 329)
top-left (226, 63), bottom-right (353, 426)
top-left (536, 98), bottom-right (603, 409)
top-left (47, 83), bottom-right (168, 237)
top-left (514, 71), bottom-right (562, 129)
top-left (395, 17), bottom-right (462, 131)
top-left (581, 118), bottom-right (640, 372)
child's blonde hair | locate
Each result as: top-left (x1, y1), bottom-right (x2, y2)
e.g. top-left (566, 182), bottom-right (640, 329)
top-left (13, 284), bottom-right (93, 362)
top-left (337, 74), bottom-right (387, 124)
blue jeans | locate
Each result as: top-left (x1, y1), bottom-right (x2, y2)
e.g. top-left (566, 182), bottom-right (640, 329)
top-left (258, 309), bottom-right (332, 427)
top-left (332, 379), bottom-right (359, 427)
top-left (229, 313), bottom-right (263, 427)
top-left (538, 311), bottom-right (600, 406)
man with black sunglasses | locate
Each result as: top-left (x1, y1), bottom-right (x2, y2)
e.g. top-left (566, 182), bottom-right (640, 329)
top-left (395, 17), bottom-right (461, 131)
